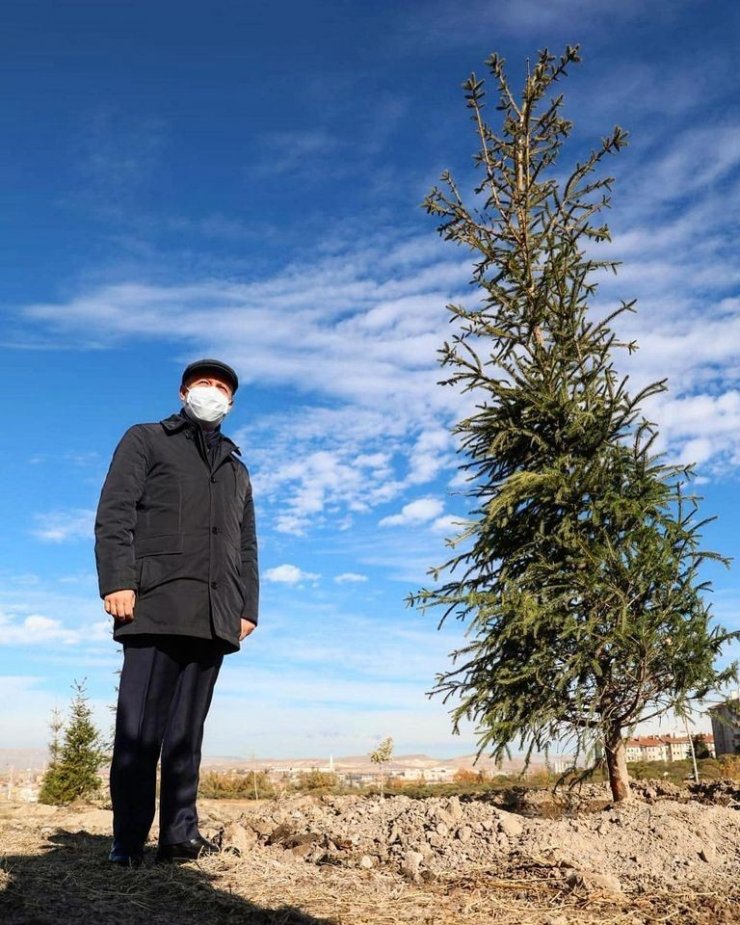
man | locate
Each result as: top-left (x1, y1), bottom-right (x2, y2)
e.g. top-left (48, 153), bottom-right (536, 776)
top-left (95, 358), bottom-right (259, 867)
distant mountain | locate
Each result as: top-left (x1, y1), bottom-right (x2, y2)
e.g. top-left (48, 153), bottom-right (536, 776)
top-left (201, 752), bottom-right (527, 772)
top-left (0, 748), bottom-right (528, 775)
top-left (0, 749), bottom-right (49, 771)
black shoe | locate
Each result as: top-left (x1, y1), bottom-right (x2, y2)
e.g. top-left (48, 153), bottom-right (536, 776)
top-left (108, 840), bottom-right (144, 868)
top-left (155, 834), bottom-right (219, 863)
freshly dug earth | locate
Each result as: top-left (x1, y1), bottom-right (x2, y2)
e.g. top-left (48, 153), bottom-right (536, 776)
top-left (237, 781), bottom-right (740, 894)
top-left (0, 781), bottom-right (738, 924)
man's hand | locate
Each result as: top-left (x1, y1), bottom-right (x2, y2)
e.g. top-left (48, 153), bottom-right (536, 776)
top-left (104, 590), bottom-right (136, 622)
top-left (239, 619), bottom-right (256, 641)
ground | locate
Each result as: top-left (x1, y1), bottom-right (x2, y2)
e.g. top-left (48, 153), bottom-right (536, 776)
top-left (0, 781), bottom-right (738, 924)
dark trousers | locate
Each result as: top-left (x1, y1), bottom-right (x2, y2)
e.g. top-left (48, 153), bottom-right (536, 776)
top-left (109, 634), bottom-right (224, 850)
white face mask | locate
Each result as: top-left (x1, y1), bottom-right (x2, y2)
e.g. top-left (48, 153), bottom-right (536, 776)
top-left (184, 386), bottom-right (231, 424)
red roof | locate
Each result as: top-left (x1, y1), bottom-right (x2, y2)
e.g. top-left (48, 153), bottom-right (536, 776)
top-left (626, 734), bottom-right (713, 748)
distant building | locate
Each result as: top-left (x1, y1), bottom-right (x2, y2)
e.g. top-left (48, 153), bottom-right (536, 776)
top-left (709, 693), bottom-right (740, 757)
top-left (388, 766), bottom-right (454, 783)
top-left (550, 757), bottom-right (573, 775)
top-left (625, 733), bottom-right (715, 763)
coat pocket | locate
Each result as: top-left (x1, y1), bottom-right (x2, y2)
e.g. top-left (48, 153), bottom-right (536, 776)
top-left (134, 534), bottom-right (183, 593)
top-left (135, 534), bottom-right (183, 557)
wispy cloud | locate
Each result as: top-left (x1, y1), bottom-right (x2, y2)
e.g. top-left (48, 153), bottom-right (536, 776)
top-left (392, 0), bottom-right (681, 52)
top-left (22, 236), bottom-right (469, 409)
top-left (205, 604), bottom-right (480, 756)
top-left (0, 570), bottom-right (475, 754)
top-left (164, 211), bottom-right (264, 242)
top-left (380, 497), bottom-right (445, 527)
top-left (264, 564), bottom-right (320, 585)
top-left (430, 514), bottom-right (463, 535)
top-left (19, 110), bottom-right (740, 528)
top-left (0, 577), bottom-right (110, 652)
top-left (31, 508), bottom-right (95, 543)
top-left (0, 611), bottom-right (82, 646)
top-left (485, 0), bottom-right (683, 35)
top-left (334, 572), bottom-right (368, 584)
top-left (20, 233), bottom-right (472, 533)
top-left (254, 128), bottom-right (341, 177)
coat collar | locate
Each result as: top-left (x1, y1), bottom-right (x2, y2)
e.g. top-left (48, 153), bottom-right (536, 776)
top-left (160, 410), bottom-right (242, 456)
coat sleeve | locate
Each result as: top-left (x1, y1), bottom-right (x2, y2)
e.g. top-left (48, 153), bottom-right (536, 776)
top-left (239, 472), bottom-right (259, 625)
top-left (95, 426), bottom-right (150, 598)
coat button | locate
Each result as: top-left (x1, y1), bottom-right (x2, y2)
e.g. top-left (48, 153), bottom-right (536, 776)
top-left (210, 475), bottom-right (217, 483)
top-left (211, 526), bottom-right (218, 534)
top-left (210, 581), bottom-right (218, 590)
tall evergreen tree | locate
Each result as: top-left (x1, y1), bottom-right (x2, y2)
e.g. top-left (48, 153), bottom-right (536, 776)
top-left (39, 679), bottom-right (107, 805)
top-left (411, 47), bottom-right (738, 801)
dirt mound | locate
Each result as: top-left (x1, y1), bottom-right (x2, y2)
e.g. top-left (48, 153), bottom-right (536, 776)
top-left (688, 779), bottom-right (740, 807)
top-left (1, 787), bottom-right (739, 924)
top-left (225, 787), bottom-right (740, 896)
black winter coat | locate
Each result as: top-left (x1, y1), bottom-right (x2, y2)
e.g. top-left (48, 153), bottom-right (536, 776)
top-left (95, 410), bottom-right (259, 654)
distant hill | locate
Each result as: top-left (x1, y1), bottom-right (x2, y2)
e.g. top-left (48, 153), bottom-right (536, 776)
top-left (0, 749), bottom-right (49, 771)
top-left (200, 752), bottom-right (528, 773)
top-left (0, 748), bottom-right (528, 775)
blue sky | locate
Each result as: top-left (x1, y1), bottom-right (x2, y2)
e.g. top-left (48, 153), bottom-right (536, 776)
top-left (1, 0), bottom-right (739, 760)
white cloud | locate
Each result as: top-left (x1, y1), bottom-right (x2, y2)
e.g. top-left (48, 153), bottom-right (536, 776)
top-left (264, 564), bottom-right (320, 585)
top-left (431, 514), bottom-right (464, 535)
top-left (0, 580), bottom-right (114, 655)
top-left (239, 400), bottom-right (464, 536)
top-left (380, 497), bottom-right (445, 527)
top-left (0, 611), bottom-right (80, 646)
top-left (19, 115), bottom-right (740, 515)
top-left (5, 23), bottom-right (740, 761)
top-left (260, 448), bottom-right (393, 535)
top-left (407, 428), bottom-right (454, 485)
top-left (22, 241), bottom-right (469, 415)
top-left (31, 508), bottom-right (95, 543)
top-left (21, 235), bottom-right (471, 535)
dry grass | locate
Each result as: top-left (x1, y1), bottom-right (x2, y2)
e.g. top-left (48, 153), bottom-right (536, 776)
top-left (0, 801), bottom-right (738, 925)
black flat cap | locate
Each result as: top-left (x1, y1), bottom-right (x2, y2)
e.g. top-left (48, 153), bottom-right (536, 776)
top-left (181, 358), bottom-right (239, 394)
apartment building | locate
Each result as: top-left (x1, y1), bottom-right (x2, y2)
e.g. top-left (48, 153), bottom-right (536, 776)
top-left (625, 733), bottom-right (714, 763)
top-left (709, 693), bottom-right (740, 757)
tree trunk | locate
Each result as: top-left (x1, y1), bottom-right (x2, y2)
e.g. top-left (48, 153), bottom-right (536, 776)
top-left (604, 728), bottom-right (632, 802)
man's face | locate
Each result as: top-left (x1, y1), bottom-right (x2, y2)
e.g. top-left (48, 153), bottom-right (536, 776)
top-left (179, 373), bottom-right (234, 405)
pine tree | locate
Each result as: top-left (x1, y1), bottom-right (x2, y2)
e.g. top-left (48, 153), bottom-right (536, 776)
top-left (39, 679), bottom-right (107, 805)
top-left (411, 47), bottom-right (739, 801)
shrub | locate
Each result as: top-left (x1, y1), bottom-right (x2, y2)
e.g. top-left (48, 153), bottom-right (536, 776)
top-left (453, 769), bottom-right (484, 783)
top-left (292, 770), bottom-right (339, 793)
top-left (718, 755), bottom-right (740, 779)
top-left (198, 770), bottom-right (276, 799)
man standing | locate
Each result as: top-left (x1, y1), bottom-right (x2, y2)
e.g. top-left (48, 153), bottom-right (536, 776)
top-left (95, 359), bottom-right (259, 867)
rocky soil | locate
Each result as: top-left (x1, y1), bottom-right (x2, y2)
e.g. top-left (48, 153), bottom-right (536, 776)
top-left (1, 781), bottom-right (738, 924)
top-left (209, 780), bottom-right (740, 897)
